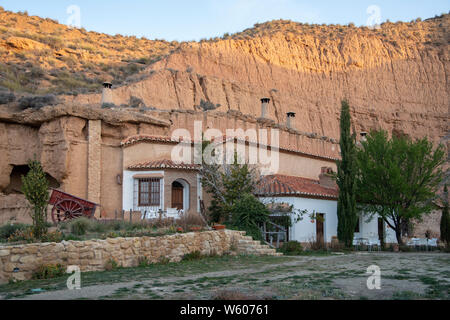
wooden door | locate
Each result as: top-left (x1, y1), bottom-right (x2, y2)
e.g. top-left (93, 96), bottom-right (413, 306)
top-left (171, 185), bottom-right (184, 210)
top-left (316, 214), bottom-right (324, 244)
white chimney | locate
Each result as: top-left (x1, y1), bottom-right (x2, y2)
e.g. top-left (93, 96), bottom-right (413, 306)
top-left (101, 82), bottom-right (113, 105)
top-left (360, 132), bottom-right (368, 142)
top-left (261, 98), bottom-right (270, 118)
top-left (286, 112), bottom-right (296, 129)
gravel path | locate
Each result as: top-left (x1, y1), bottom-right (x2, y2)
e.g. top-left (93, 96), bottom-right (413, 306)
top-left (12, 252), bottom-right (450, 300)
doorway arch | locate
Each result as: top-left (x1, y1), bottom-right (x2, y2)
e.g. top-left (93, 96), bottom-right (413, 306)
top-left (171, 179), bottom-right (189, 211)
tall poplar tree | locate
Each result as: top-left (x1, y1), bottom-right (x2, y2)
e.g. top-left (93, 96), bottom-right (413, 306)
top-left (336, 100), bottom-right (358, 247)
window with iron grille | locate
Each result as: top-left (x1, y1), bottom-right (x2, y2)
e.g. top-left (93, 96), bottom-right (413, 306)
top-left (138, 178), bottom-right (160, 206)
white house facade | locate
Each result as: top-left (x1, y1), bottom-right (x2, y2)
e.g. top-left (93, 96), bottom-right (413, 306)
top-left (256, 170), bottom-right (398, 245)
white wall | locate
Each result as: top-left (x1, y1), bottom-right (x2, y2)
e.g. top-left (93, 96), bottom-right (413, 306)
top-left (259, 196), bottom-right (398, 244)
top-left (122, 170), bottom-right (164, 213)
top-left (355, 214), bottom-right (397, 243)
top-left (260, 196), bottom-right (338, 243)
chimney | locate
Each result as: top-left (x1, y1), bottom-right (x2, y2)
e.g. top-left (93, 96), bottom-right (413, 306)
top-left (360, 132), bottom-right (368, 142)
top-left (286, 112), bottom-right (296, 129)
top-left (260, 98), bottom-right (270, 118)
top-left (319, 167), bottom-right (336, 189)
top-left (101, 82), bottom-right (113, 105)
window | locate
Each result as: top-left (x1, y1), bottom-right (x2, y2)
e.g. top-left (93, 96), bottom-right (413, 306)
top-left (355, 217), bottom-right (360, 233)
top-left (138, 178), bottom-right (160, 206)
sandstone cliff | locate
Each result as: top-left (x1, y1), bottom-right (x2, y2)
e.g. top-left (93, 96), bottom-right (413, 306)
top-left (60, 16), bottom-right (449, 147)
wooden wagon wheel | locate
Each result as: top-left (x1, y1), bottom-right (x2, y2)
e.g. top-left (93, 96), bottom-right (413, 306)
top-left (51, 199), bottom-right (85, 223)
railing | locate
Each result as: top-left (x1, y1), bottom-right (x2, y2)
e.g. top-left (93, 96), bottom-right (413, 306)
top-left (261, 221), bottom-right (287, 249)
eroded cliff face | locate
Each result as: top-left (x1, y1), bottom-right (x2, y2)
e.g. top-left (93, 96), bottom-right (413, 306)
top-left (64, 16), bottom-right (449, 147)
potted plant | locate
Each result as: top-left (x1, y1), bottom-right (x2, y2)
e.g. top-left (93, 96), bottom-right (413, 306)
top-left (176, 227), bottom-right (183, 233)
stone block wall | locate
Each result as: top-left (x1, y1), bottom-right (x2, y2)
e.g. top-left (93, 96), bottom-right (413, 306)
top-left (0, 230), bottom-right (249, 283)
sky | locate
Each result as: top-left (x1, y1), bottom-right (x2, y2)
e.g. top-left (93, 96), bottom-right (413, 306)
top-left (1, 0), bottom-right (449, 41)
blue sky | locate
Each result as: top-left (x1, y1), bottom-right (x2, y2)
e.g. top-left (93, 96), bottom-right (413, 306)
top-left (1, 0), bottom-right (449, 41)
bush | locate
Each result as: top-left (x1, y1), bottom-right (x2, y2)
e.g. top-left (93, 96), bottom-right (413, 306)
top-left (69, 217), bottom-right (92, 235)
top-left (399, 245), bottom-right (412, 252)
top-left (21, 159), bottom-right (49, 239)
top-left (182, 251), bottom-right (204, 261)
top-left (104, 259), bottom-right (119, 271)
top-left (33, 264), bottom-right (65, 279)
top-left (0, 91), bottom-right (15, 104)
top-left (8, 227), bottom-right (35, 243)
top-left (18, 94), bottom-right (58, 110)
top-left (278, 241), bottom-right (304, 255)
top-left (0, 223), bottom-right (28, 241)
top-left (138, 256), bottom-right (150, 267)
top-left (177, 213), bottom-right (206, 232)
top-left (41, 230), bottom-right (63, 243)
top-left (230, 194), bottom-right (270, 241)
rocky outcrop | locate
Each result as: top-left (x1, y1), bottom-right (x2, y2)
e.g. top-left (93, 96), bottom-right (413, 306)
top-left (64, 16), bottom-right (449, 146)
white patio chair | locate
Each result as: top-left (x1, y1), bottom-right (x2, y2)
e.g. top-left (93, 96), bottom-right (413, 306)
top-left (166, 208), bottom-right (179, 219)
top-left (368, 239), bottom-right (381, 252)
top-left (353, 238), bottom-right (363, 250)
top-left (427, 238), bottom-right (438, 250)
top-left (417, 238), bottom-right (428, 251)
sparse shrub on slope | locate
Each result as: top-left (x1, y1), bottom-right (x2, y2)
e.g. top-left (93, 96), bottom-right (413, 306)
top-left (18, 94), bottom-right (58, 110)
top-left (0, 90), bottom-right (15, 104)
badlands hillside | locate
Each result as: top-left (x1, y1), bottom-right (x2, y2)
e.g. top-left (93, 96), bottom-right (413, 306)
top-left (0, 8), bottom-right (448, 147)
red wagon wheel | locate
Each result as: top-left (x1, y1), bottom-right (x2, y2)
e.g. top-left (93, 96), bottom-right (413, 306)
top-left (51, 199), bottom-right (85, 223)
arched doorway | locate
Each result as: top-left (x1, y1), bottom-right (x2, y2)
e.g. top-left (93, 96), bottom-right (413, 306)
top-left (171, 181), bottom-right (184, 210)
top-left (171, 179), bottom-right (190, 211)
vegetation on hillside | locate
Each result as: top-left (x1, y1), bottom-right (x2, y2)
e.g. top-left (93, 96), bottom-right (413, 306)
top-left (0, 7), bottom-right (179, 94)
top-left (0, 6), bottom-right (448, 95)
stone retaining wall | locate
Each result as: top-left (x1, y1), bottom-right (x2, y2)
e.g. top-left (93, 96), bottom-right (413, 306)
top-left (0, 230), bottom-right (247, 283)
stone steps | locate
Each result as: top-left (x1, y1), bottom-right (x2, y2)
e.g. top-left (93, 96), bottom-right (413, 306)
top-left (235, 234), bottom-right (283, 257)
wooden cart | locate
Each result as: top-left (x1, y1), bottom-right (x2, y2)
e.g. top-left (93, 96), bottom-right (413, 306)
top-left (49, 189), bottom-right (99, 223)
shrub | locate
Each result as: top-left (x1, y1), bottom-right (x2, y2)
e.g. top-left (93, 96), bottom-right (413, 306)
top-left (101, 102), bottom-right (116, 109)
top-left (177, 213), bottom-right (206, 232)
top-left (20, 158), bottom-right (50, 239)
top-left (0, 223), bottom-right (28, 241)
top-left (88, 221), bottom-right (107, 233)
top-left (41, 230), bottom-right (64, 243)
top-left (138, 256), bottom-right (150, 267)
top-left (104, 259), bottom-right (119, 271)
top-left (181, 251), bottom-right (204, 261)
top-left (197, 99), bottom-right (220, 111)
top-left (69, 217), bottom-right (92, 235)
top-left (8, 227), bottom-right (35, 243)
top-left (18, 94), bottom-right (58, 110)
top-left (230, 193), bottom-right (270, 241)
top-left (307, 237), bottom-right (326, 251)
top-left (399, 245), bottom-right (413, 252)
top-left (0, 91), bottom-right (15, 104)
top-left (33, 264), bottom-right (65, 279)
top-left (278, 241), bottom-right (304, 255)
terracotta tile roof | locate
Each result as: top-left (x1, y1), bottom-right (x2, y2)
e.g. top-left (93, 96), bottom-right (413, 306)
top-left (255, 174), bottom-right (338, 199)
top-left (128, 159), bottom-right (200, 171)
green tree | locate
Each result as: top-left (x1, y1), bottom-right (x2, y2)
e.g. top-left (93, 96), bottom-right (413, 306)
top-left (200, 140), bottom-right (258, 223)
top-left (230, 193), bottom-right (270, 241)
top-left (440, 185), bottom-right (450, 248)
top-left (336, 100), bottom-right (358, 247)
top-left (21, 158), bottom-right (50, 239)
top-left (356, 131), bottom-right (445, 245)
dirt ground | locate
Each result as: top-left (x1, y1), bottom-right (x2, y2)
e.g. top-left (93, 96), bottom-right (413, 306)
top-left (1, 252), bottom-right (449, 300)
